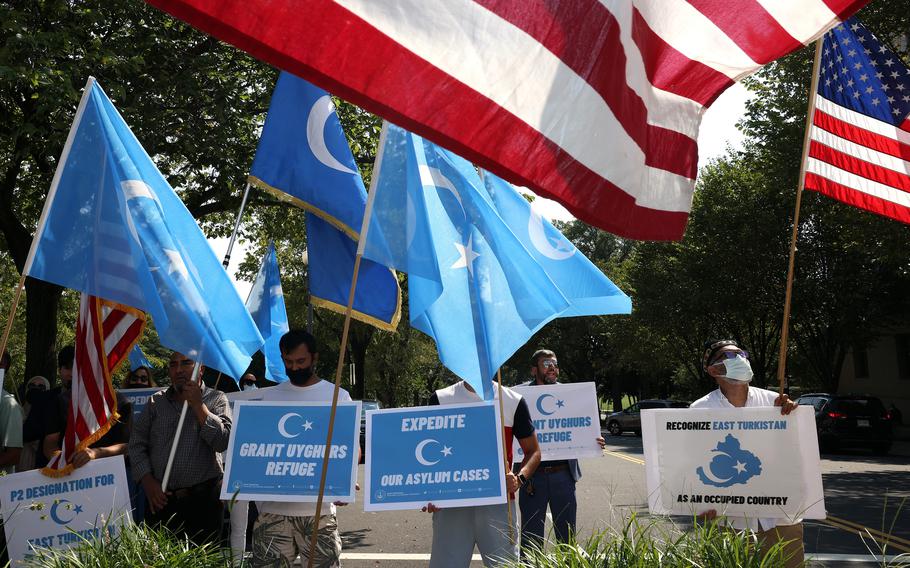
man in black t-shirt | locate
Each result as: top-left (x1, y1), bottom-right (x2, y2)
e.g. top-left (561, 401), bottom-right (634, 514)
top-left (422, 380), bottom-right (540, 568)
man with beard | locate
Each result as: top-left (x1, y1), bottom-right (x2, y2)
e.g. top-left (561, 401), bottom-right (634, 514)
top-left (129, 351), bottom-right (232, 544)
top-left (250, 329), bottom-right (352, 568)
top-left (516, 349), bottom-right (605, 555)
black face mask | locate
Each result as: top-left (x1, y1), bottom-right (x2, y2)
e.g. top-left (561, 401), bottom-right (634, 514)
top-left (26, 389), bottom-right (43, 404)
top-left (287, 366), bottom-right (314, 386)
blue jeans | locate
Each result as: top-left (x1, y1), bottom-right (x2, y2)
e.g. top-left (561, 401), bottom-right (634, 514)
top-left (518, 468), bottom-right (577, 555)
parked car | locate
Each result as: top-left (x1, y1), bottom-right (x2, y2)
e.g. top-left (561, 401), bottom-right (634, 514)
top-left (605, 399), bottom-right (690, 436)
top-left (359, 400), bottom-right (381, 463)
top-left (796, 393), bottom-right (893, 455)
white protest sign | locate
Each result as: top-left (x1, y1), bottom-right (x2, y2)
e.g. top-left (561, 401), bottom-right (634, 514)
top-left (642, 406), bottom-right (825, 521)
top-left (0, 455), bottom-right (132, 565)
top-left (512, 382), bottom-right (602, 462)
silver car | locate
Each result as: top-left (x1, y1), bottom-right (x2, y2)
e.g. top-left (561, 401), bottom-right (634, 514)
top-left (605, 399), bottom-right (690, 436)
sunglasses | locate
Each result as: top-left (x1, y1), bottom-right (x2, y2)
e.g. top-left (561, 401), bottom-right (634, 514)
top-left (27, 383), bottom-right (47, 391)
top-left (709, 350), bottom-right (749, 366)
top-left (540, 360), bottom-right (559, 369)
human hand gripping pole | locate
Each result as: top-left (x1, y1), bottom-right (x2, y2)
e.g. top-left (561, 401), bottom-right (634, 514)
top-left (161, 360), bottom-right (202, 492)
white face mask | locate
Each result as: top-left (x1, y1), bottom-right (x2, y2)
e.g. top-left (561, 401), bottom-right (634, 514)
top-left (719, 355), bottom-right (754, 383)
top-left (241, 382), bottom-right (258, 392)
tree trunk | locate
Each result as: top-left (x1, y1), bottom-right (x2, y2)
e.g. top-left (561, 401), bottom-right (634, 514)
top-left (24, 277), bottom-right (62, 384)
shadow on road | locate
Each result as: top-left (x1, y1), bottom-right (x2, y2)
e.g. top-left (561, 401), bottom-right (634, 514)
top-left (341, 527), bottom-right (372, 549)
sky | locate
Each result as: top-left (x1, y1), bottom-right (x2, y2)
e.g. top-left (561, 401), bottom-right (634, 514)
top-left (210, 82), bottom-right (753, 298)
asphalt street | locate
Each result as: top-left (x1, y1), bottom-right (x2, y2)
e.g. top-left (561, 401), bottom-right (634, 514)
top-left (330, 433), bottom-right (910, 567)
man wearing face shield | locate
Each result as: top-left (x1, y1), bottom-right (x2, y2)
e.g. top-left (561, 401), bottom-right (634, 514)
top-left (689, 339), bottom-right (802, 568)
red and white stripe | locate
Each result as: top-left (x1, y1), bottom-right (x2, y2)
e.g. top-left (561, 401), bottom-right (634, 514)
top-left (43, 294), bottom-right (145, 476)
top-left (146, 0), bottom-right (866, 240)
top-left (806, 96), bottom-right (910, 224)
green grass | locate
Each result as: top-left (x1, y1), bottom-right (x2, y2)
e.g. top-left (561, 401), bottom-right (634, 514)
top-left (21, 521), bottom-right (240, 568)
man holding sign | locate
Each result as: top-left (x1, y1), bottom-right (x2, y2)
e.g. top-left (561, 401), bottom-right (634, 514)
top-left (691, 339), bottom-right (802, 568)
top-left (515, 349), bottom-right (606, 554)
top-left (250, 330), bottom-right (353, 568)
top-left (423, 380), bottom-right (540, 568)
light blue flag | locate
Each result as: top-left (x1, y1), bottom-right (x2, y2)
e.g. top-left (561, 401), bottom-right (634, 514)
top-left (249, 71), bottom-right (400, 330)
top-left (24, 78), bottom-right (264, 380)
top-left (481, 173), bottom-right (632, 317)
top-left (245, 243), bottom-right (290, 383)
top-left (363, 124), bottom-right (571, 400)
top-left (129, 345), bottom-right (153, 372)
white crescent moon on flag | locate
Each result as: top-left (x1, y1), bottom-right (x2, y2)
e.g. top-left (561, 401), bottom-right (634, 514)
top-left (528, 208), bottom-right (575, 260)
top-left (306, 95), bottom-right (358, 175)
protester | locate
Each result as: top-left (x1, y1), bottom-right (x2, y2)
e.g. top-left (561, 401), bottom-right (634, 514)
top-left (22, 346), bottom-right (73, 469)
top-left (250, 329), bottom-right (351, 568)
top-left (41, 391), bottom-right (131, 470)
top-left (516, 349), bottom-right (606, 555)
top-left (0, 350), bottom-right (24, 567)
top-left (691, 339), bottom-right (802, 568)
top-left (239, 372), bottom-right (258, 392)
top-left (129, 351), bottom-right (232, 545)
top-left (423, 379), bottom-right (541, 568)
top-left (16, 376), bottom-right (49, 471)
top-left (124, 365), bottom-right (156, 389)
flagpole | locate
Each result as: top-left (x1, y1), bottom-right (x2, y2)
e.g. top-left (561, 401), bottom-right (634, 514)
top-left (222, 182), bottom-right (253, 269)
top-left (496, 369), bottom-right (515, 546)
top-left (307, 123), bottom-right (389, 568)
top-left (776, 39), bottom-right (825, 396)
top-left (161, 360), bottom-right (202, 491)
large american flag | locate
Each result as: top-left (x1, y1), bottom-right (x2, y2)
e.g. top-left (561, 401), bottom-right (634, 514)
top-left (805, 19), bottom-right (910, 224)
top-left (43, 294), bottom-right (145, 476)
top-left (145, 0), bottom-right (866, 241)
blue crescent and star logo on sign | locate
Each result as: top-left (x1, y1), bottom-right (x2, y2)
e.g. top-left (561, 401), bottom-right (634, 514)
top-left (696, 434), bottom-right (763, 488)
top-left (535, 394), bottom-right (565, 416)
top-left (47, 499), bottom-right (83, 525)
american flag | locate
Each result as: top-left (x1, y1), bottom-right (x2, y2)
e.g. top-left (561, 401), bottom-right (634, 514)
top-left (145, 0), bottom-right (866, 241)
top-left (805, 19), bottom-right (910, 224)
top-left (43, 294), bottom-right (145, 476)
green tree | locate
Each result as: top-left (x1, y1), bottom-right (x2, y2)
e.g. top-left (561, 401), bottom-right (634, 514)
top-left (0, 0), bottom-right (276, 377)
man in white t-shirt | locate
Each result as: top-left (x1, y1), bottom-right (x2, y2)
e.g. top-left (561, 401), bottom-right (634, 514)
top-left (251, 329), bottom-right (352, 568)
top-left (690, 339), bottom-right (801, 568)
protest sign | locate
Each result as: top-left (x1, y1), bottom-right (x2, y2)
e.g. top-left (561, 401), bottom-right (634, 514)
top-left (0, 455), bottom-right (132, 565)
top-left (642, 406), bottom-right (825, 521)
top-left (512, 382), bottom-right (602, 462)
top-left (221, 401), bottom-right (360, 502)
top-left (117, 387), bottom-right (164, 418)
top-left (364, 402), bottom-right (506, 511)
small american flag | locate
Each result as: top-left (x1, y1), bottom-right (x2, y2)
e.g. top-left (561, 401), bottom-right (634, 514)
top-left (43, 294), bottom-right (145, 476)
top-left (805, 19), bottom-right (910, 224)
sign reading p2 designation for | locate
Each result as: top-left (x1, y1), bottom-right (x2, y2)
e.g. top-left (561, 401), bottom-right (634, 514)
top-left (221, 401), bottom-right (361, 502)
top-left (642, 406), bottom-right (825, 521)
top-left (0, 455), bottom-right (132, 565)
top-left (364, 402), bottom-right (506, 511)
top-left (512, 382), bottom-right (602, 462)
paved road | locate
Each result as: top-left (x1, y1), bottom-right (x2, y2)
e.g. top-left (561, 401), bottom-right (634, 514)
top-left (330, 434), bottom-right (909, 566)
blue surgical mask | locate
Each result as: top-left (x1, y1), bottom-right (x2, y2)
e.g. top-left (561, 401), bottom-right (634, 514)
top-left (720, 355), bottom-right (753, 383)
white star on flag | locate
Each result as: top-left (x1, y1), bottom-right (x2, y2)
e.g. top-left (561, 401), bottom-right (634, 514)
top-left (451, 236), bottom-right (480, 276)
top-left (303, 420), bottom-right (313, 431)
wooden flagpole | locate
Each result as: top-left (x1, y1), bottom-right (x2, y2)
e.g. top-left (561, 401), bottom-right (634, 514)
top-left (496, 369), bottom-right (515, 546)
top-left (307, 123), bottom-right (389, 568)
top-left (776, 39), bottom-right (825, 396)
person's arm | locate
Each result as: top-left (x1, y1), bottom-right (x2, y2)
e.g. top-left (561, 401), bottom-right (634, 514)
top-left (191, 389), bottom-right (232, 452)
top-left (774, 393), bottom-right (797, 415)
top-left (128, 400), bottom-right (168, 512)
top-left (511, 398), bottom-right (541, 484)
top-left (42, 431), bottom-right (61, 461)
top-left (0, 401), bottom-right (23, 467)
top-left (72, 443), bottom-right (128, 469)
